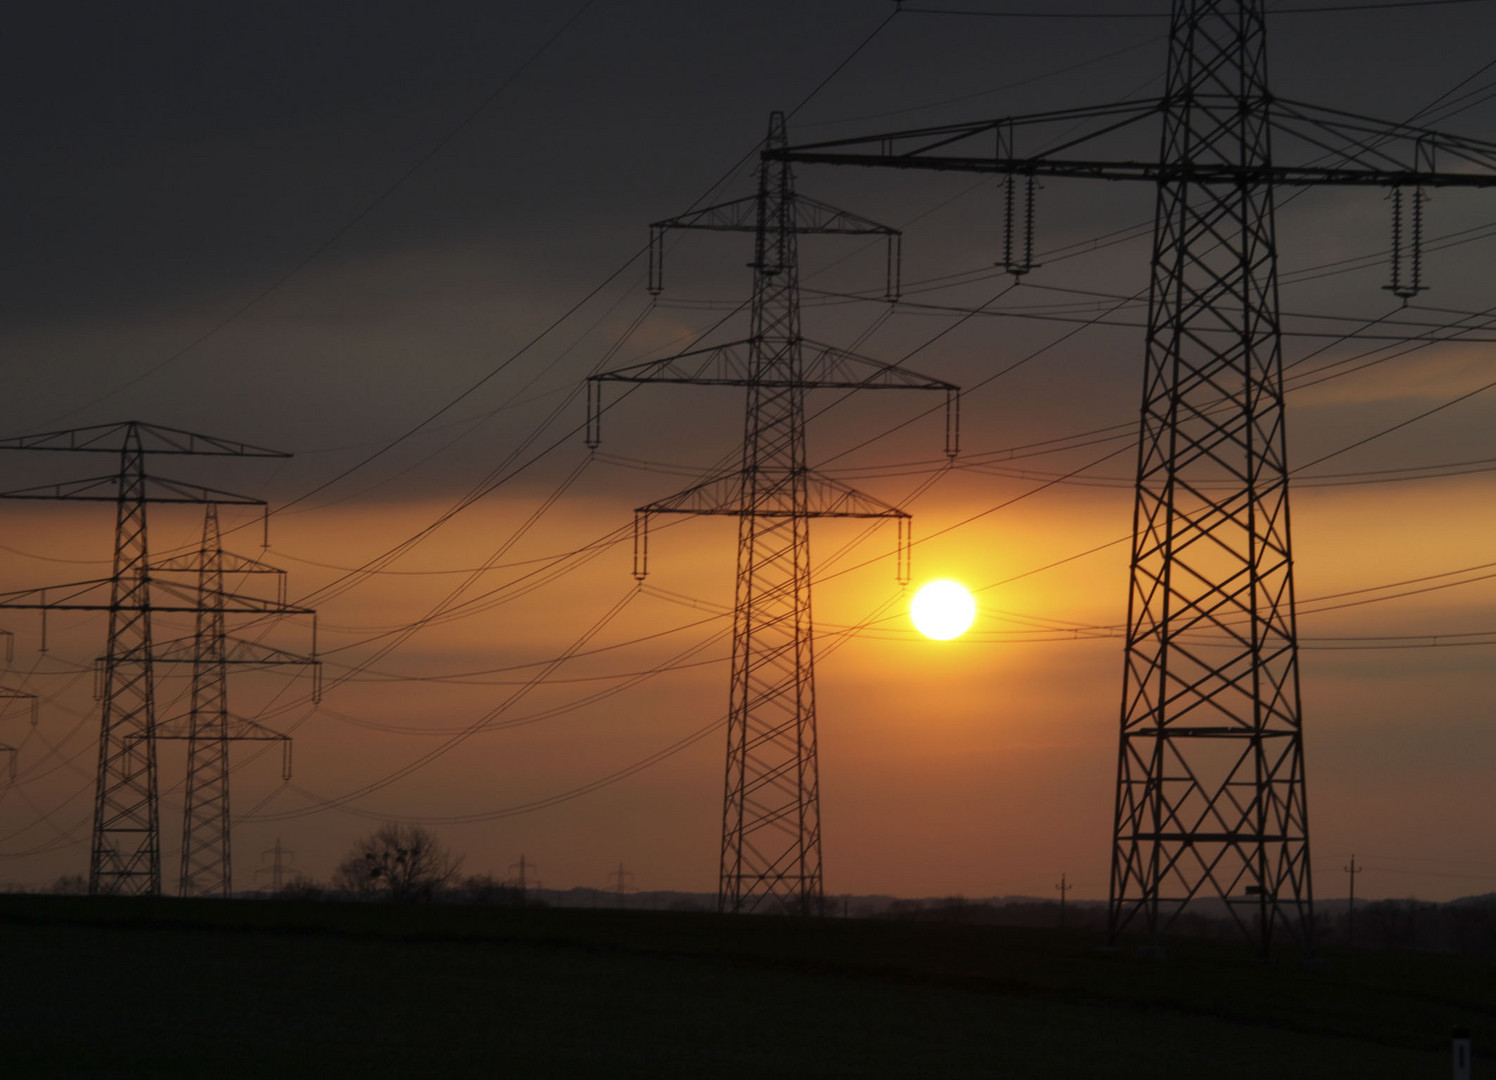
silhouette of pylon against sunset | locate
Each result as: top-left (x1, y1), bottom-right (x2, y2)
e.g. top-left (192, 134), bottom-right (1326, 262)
top-left (772, 0), bottom-right (1496, 951)
top-left (255, 838), bottom-right (297, 893)
top-left (588, 113), bottom-right (959, 915)
top-left (0, 422), bottom-right (315, 896)
top-left (149, 502), bottom-right (317, 898)
top-left (607, 861), bottom-right (634, 908)
top-left (0, 630), bottom-right (34, 782)
top-left (507, 854), bottom-right (537, 903)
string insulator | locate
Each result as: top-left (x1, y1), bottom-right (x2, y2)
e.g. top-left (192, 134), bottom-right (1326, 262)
top-left (999, 174), bottom-right (1041, 278)
top-left (1385, 185), bottom-right (1427, 301)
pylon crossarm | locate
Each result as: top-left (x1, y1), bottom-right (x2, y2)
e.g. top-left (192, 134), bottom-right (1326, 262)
top-left (637, 472), bottom-right (745, 516)
top-left (637, 469), bottom-right (906, 519)
top-left (776, 98), bottom-right (1496, 189)
top-left (650, 201), bottom-right (756, 293)
top-left (0, 475), bottom-right (265, 505)
top-left (152, 549), bottom-right (287, 575)
top-left (771, 99), bottom-right (1160, 164)
top-left (151, 712), bottom-right (289, 742)
top-left (777, 151), bottom-right (1496, 188)
top-left (791, 196), bottom-right (899, 236)
top-left (634, 471), bottom-right (910, 582)
top-left (133, 716), bottom-right (293, 783)
top-left (799, 340), bottom-right (957, 391)
top-left (148, 578), bottom-right (313, 615)
top-left (801, 472), bottom-right (909, 519)
top-left (589, 341), bottom-right (957, 451)
top-left (650, 193), bottom-right (902, 238)
top-left (143, 633), bottom-right (316, 667)
top-left (593, 341), bottom-right (758, 386)
top-left (0, 688), bottom-right (38, 728)
top-left (652, 195), bottom-right (759, 234)
top-left (222, 639), bottom-right (317, 667)
top-left (0, 577), bottom-right (112, 609)
top-left (0, 422), bottom-right (287, 457)
top-left (0, 475), bottom-right (119, 501)
top-left (650, 132), bottom-right (906, 299)
top-left (145, 477), bottom-right (266, 506)
top-left (1273, 96), bottom-right (1496, 159)
top-left (593, 339), bottom-right (954, 390)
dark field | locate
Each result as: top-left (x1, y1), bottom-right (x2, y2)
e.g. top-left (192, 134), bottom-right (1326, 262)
top-left (0, 895), bottom-right (1489, 1077)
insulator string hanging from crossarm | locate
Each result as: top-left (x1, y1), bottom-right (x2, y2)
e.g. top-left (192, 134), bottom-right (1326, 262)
top-left (1411, 186), bottom-right (1426, 297)
top-left (1386, 184), bottom-right (1428, 302)
top-left (1000, 173), bottom-right (1040, 278)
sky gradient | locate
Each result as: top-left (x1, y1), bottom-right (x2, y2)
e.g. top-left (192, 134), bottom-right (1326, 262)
top-left (2, 0), bottom-right (1496, 903)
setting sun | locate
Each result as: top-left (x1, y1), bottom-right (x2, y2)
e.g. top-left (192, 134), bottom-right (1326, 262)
top-left (910, 580), bottom-right (977, 641)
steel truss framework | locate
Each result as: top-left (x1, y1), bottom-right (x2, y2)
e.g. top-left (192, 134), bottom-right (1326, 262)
top-left (0, 630), bottom-right (33, 776)
top-left (590, 113), bottom-right (957, 915)
top-left (151, 503), bottom-right (316, 898)
top-left (770, 0), bottom-right (1496, 950)
top-left (0, 422), bottom-right (314, 896)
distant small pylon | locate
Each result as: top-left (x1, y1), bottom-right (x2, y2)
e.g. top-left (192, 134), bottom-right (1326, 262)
top-left (507, 854), bottom-right (538, 903)
top-left (1344, 855), bottom-right (1360, 946)
top-left (606, 862), bottom-right (634, 908)
top-left (254, 838), bottom-right (296, 893)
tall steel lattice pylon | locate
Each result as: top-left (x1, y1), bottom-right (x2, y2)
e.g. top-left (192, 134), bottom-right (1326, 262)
top-left (1111, 0), bottom-right (1305, 948)
top-left (0, 422), bottom-right (300, 895)
top-left (150, 503), bottom-right (316, 898)
top-left (97, 425), bottom-right (158, 895)
top-left (770, 0), bottom-right (1496, 949)
top-left (589, 113), bottom-right (958, 914)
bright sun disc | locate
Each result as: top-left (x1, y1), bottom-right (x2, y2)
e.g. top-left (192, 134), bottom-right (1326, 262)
top-left (910, 580), bottom-right (977, 641)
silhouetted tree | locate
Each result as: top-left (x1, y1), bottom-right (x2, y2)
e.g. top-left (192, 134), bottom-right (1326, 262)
top-left (452, 873), bottom-right (527, 906)
top-left (273, 876), bottom-right (324, 901)
top-left (333, 823), bottom-right (461, 902)
top-left (47, 874), bottom-right (88, 895)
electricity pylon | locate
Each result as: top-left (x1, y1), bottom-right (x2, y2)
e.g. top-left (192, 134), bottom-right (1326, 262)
top-left (0, 422), bottom-right (307, 896)
top-left (772, 0), bottom-right (1496, 951)
top-left (255, 838), bottom-right (296, 893)
top-left (0, 631), bottom-right (33, 779)
top-left (588, 113), bottom-right (958, 915)
top-left (607, 861), bottom-right (634, 908)
top-left (507, 854), bottom-right (537, 903)
top-left (149, 502), bottom-right (317, 898)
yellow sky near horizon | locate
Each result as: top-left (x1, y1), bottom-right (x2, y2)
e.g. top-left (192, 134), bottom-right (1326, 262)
top-left (0, 439), bottom-right (1492, 904)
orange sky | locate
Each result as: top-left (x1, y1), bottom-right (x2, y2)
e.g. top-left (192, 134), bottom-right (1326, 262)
top-left (2, 433), bottom-right (1493, 903)
top-left (4, 1), bottom-right (1496, 906)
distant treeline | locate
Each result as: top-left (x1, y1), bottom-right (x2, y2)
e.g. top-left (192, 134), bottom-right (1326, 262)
top-left (881, 893), bottom-right (1496, 957)
top-left (20, 865), bottom-right (1496, 958)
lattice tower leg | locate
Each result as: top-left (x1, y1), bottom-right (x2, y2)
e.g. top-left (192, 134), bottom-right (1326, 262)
top-left (179, 504), bottom-right (232, 897)
top-left (90, 426), bottom-right (161, 896)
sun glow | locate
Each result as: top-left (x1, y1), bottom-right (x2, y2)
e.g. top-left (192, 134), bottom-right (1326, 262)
top-left (910, 580), bottom-right (977, 641)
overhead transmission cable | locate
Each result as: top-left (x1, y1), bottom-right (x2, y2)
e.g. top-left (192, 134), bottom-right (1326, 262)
top-left (274, 6), bottom-right (905, 608)
top-left (206, 8), bottom-right (914, 819)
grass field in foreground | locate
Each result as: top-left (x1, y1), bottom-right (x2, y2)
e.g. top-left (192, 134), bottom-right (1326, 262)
top-left (0, 895), bottom-right (1488, 1077)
